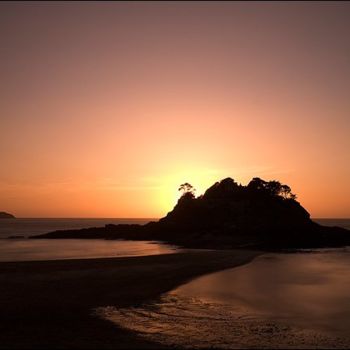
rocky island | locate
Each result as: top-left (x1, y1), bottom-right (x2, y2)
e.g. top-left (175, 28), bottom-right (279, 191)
top-left (32, 177), bottom-right (350, 249)
top-left (0, 212), bottom-right (15, 219)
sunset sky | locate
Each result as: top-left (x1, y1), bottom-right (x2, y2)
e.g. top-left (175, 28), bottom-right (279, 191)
top-left (1, 2), bottom-right (349, 218)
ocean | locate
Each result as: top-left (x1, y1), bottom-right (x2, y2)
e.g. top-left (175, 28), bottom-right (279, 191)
top-left (0, 217), bottom-right (349, 239)
top-left (0, 218), bottom-right (154, 239)
top-left (0, 218), bottom-right (349, 262)
top-left (314, 218), bottom-right (350, 231)
top-left (0, 218), bottom-right (177, 262)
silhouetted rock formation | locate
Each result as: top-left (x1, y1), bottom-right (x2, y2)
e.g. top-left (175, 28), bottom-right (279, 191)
top-left (32, 177), bottom-right (350, 250)
top-left (0, 212), bottom-right (15, 219)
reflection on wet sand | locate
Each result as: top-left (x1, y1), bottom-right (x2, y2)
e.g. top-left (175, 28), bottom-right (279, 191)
top-left (98, 250), bottom-right (350, 348)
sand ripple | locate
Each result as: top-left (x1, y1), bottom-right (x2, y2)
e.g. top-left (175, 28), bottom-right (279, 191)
top-left (96, 292), bottom-right (350, 349)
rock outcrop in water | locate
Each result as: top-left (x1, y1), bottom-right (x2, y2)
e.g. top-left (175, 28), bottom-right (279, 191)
top-left (0, 212), bottom-right (15, 219)
top-left (32, 177), bottom-right (350, 250)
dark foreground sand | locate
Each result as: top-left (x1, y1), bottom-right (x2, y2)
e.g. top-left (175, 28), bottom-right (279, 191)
top-left (0, 250), bottom-right (260, 349)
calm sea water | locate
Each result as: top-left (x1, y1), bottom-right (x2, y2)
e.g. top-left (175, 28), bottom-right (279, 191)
top-left (0, 218), bottom-right (154, 239)
top-left (0, 218), bottom-right (348, 263)
top-left (315, 218), bottom-right (350, 231)
top-left (0, 239), bottom-right (178, 262)
top-left (0, 218), bottom-right (178, 262)
top-left (0, 218), bottom-right (348, 239)
top-left (102, 250), bottom-right (350, 348)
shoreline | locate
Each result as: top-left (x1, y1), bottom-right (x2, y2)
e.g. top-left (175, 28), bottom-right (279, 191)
top-left (0, 249), bottom-right (260, 349)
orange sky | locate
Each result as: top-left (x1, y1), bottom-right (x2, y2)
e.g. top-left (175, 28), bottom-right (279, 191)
top-left (1, 2), bottom-right (350, 218)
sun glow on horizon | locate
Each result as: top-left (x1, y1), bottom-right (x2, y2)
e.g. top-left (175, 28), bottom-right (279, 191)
top-left (148, 167), bottom-right (226, 216)
top-left (1, 2), bottom-right (349, 218)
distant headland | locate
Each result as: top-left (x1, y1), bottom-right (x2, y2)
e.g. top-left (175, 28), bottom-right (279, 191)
top-left (0, 212), bottom-right (15, 219)
top-left (32, 177), bottom-right (350, 250)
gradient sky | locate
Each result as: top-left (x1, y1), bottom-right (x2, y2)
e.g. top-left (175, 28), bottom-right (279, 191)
top-left (1, 1), bottom-right (350, 218)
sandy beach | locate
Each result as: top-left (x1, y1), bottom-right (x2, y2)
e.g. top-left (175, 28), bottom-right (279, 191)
top-left (0, 250), bottom-right (260, 349)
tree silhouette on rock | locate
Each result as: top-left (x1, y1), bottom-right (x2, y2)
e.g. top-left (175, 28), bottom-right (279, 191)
top-left (178, 183), bottom-right (196, 199)
top-left (34, 176), bottom-right (350, 250)
top-left (248, 177), bottom-right (297, 199)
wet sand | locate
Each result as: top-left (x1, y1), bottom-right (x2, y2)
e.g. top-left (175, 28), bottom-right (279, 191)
top-left (103, 252), bottom-right (350, 349)
top-left (0, 250), bottom-right (260, 349)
